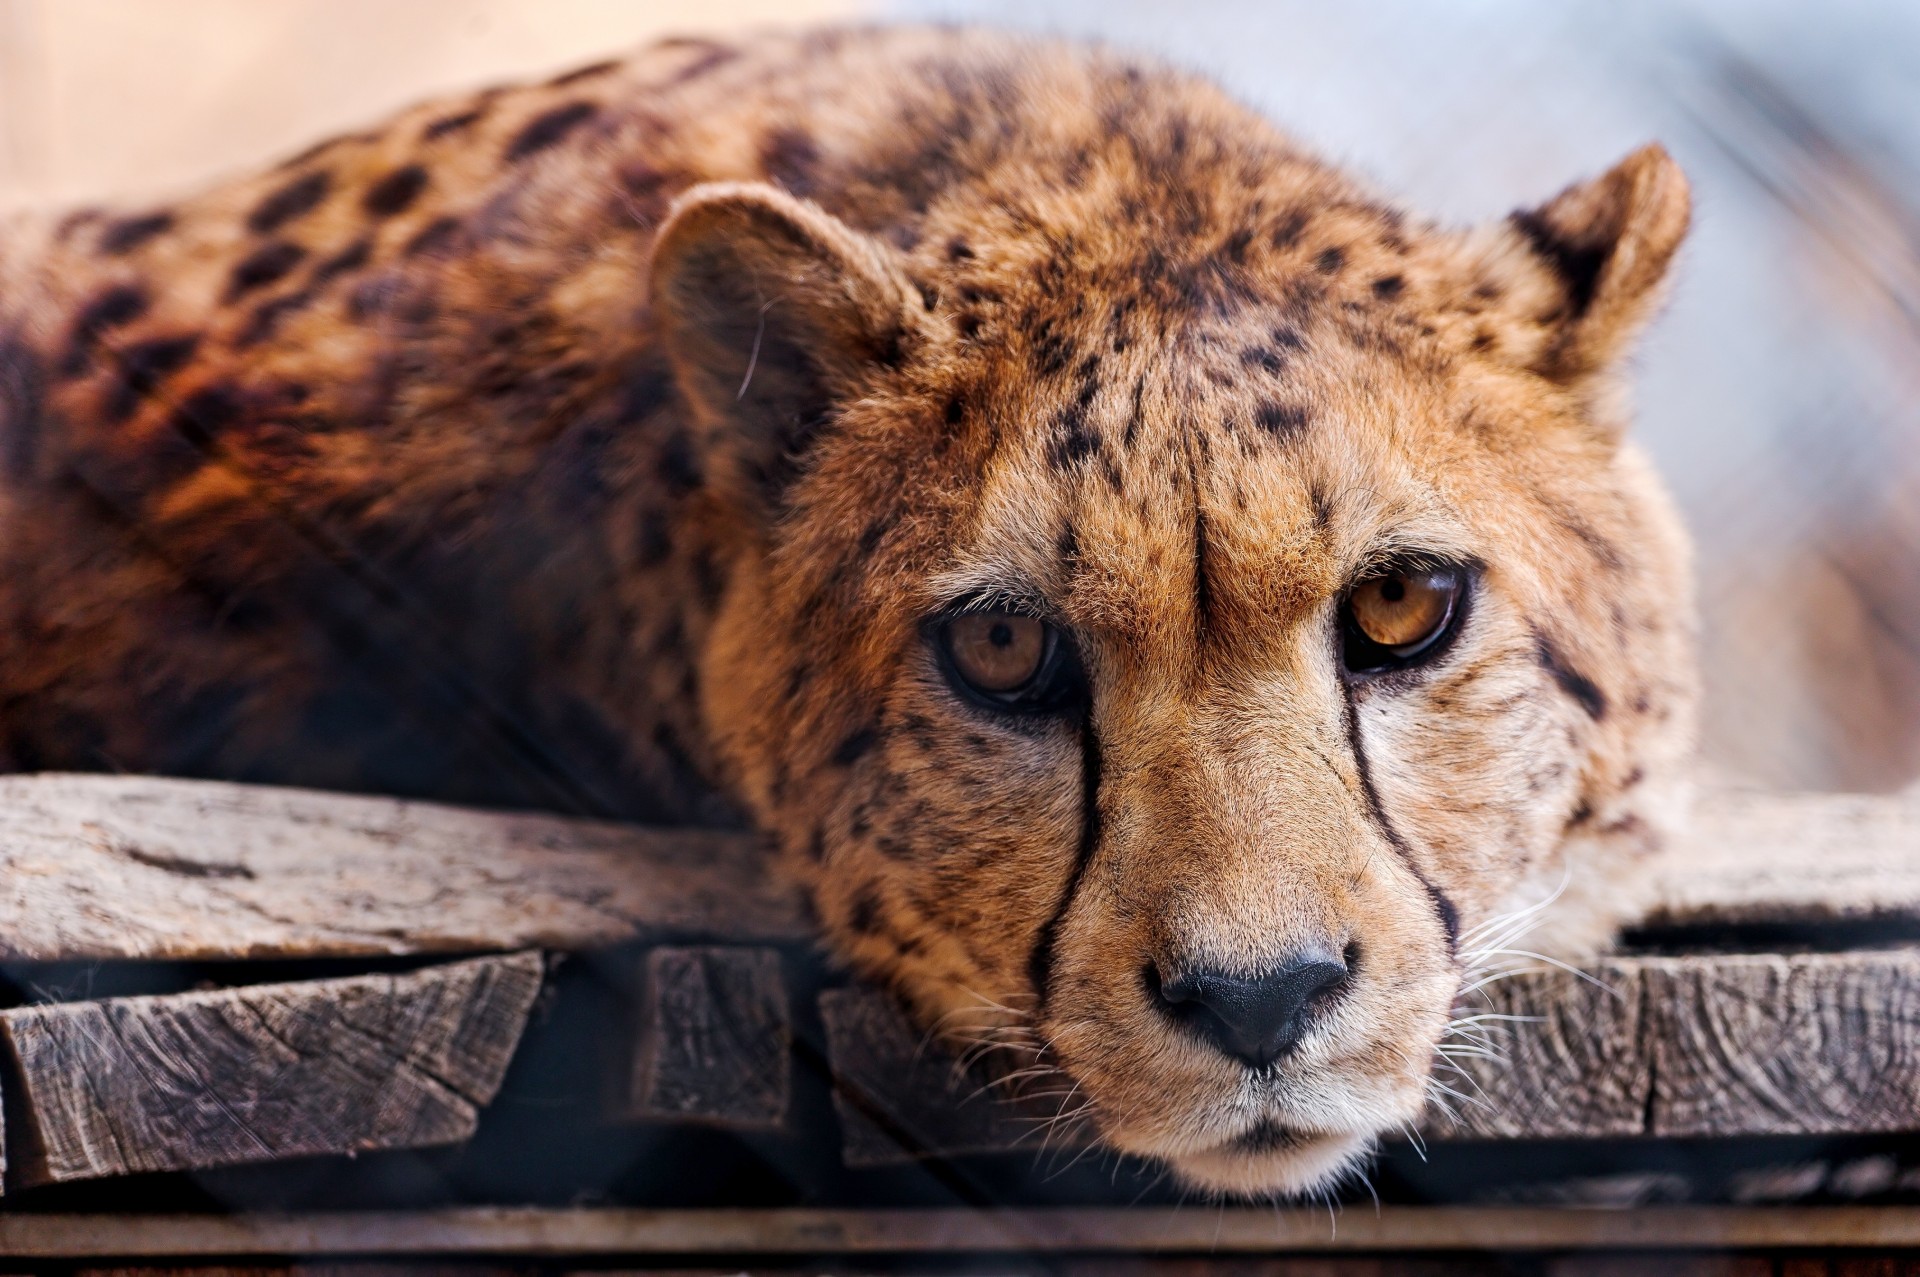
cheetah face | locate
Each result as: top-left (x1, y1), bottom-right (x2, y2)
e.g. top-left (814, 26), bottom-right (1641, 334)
top-left (651, 145), bottom-right (1696, 1196)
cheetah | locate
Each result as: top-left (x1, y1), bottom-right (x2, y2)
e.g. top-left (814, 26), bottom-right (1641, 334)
top-left (0, 28), bottom-right (1696, 1196)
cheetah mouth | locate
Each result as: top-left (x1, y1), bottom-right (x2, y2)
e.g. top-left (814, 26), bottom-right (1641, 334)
top-left (1224, 1119), bottom-right (1304, 1154)
top-left (1160, 1122), bottom-right (1368, 1198)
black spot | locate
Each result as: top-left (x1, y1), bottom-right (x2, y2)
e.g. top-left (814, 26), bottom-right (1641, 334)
top-left (857, 517), bottom-right (888, 555)
top-left (0, 337), bottom-right (46, 480)
top-left (505, 101), bottom-right (599, 162)
top-left (805, 828), bottom-right (827, 863)
top-left (1272, 325), bottom-right (1307, 351)
top-left (1371, 275), bottom-right (1404, 299)
top-left (656, 431), bottom-right (703, 497)
top-left (832, 727), bottom-right (879, 768)
top-left (634, 512), bottom-right (673, 569)
top-left (848, 884), bottom-right (883, 935)
top-left (546, 59), bottom-right (620, 87)
top-left (1509, 210), bottom-right (1611, 319)
top-left (226, 241), bottom-right (307, 301)
top-left (761, 127), bottom-right (820, 196)
top-left (615, 362), bottom-right (675, 425)
top-left (946, 238), bottom-right (974, 262)
top-left (404, 216), bottom-right (462, 257)
top-left (1030, 316), bottom-right (1073, 377)
top-left (362, 164), bottom-right (429, 218)
top-left (943, 395), bottom-right (964, 426)
top-left (236, 291), bottom-right (315, 347)
top-left (310, 237), bottom-right (372, 286)
top-left (423, 107), bottom-right (486, 140)
top-left (1471, 331), bottom-right (1495, 353)
top-left (167, 383), bottom-right (242, 446)
top-left (1240, 346), bottom-right (1286, 375)
top-left (1535, 632), bottom-right (1608, 720)
top-left (1315, 246), bottom-right (1346, 275)
top-left (1255, 402), bottom-right (1309, 440)
top-left (1048, 410), bottom-right (1098, 470)
top-left (60, 284), bottom-right (150, 376)
top-left (664, 41), bottom-right (741, 85)
top-left (98, 211), bottom-right (174, 255)
top-left (1271, 209), bottom-right (1309, 249)
top-left (104, 334), bottom-right (199, 422)
top-left (247, 170), bottom-right (331, 235)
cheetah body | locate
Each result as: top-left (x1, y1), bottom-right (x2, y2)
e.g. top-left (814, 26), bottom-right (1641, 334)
top-left (0, 28), bottom-right (1697, 1195)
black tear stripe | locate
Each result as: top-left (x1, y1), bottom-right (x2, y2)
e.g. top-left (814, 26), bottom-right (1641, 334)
top-left (1340, 691), bottom-right (1461, 952)
top-left (1027, 717), bottom-right (1103, 1010)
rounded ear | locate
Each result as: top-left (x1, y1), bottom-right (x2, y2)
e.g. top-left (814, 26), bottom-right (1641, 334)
top-left (648, 181), bottom-right (932, 509)
top-left (1482, 144), bottom-right (1692, 385)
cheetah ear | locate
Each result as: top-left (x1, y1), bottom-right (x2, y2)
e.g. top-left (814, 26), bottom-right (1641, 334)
top-left (649, 181), bottom-right (929, 510)
top-left (1487, 144), bottom-right (1691, 386)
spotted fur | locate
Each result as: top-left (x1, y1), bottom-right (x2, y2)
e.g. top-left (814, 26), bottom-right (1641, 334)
top-left (0, 28), bottom-right (1696, 1195)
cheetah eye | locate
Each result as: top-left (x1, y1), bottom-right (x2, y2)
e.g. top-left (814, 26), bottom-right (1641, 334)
top-left (935, 610), bottom-right (1086, 714)
top-left (1341, 563), bottom-right (1468, 675)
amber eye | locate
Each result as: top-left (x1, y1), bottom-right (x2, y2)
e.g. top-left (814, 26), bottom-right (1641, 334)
top-left (944, 612), bottom-right (1047, 692)
top-left (1342, 564), bottom-right (1467, 673)
top-left (935, 610), bottom-right (1087, 713)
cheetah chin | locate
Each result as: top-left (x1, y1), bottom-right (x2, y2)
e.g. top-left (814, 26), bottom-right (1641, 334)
top-left (0, 28), bottom-right (1697, 1198)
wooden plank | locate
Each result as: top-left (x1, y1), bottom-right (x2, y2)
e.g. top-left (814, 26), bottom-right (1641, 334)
top-left (7, 1206), bottom-right (1920, 1257)
top-left (823, 949), bottom-right (1920, 1162)
top-left (0, 772), bottom-right (1909, 962)
top-left (819, 986), bottom-right (1086, 1168)
top-left (1647, 783), bottom-right (1920, 928)
top-left (0, 772), bottom-right (806, 960)
top-left (0, 953), bottom-right (543, 1184)
top-left (1646, 949), bottom-right (1920, 1137)
top-left (627, 946), bottom-right (790, 1129)
top-left (1422, 961), bottom-right (1649, 1140)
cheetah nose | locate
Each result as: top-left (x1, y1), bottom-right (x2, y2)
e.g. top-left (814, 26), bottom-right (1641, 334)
top-left (1152, 949), bottom-right (1350, 1069)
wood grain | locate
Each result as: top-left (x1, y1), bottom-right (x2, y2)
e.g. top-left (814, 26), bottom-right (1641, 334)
top-left (628, 946), bottom-right (790, 1129)
top-left (1422, 962), bottom-right (1650, 1140)
top-left (1646, 949), bottom-right (1920, 1137)
top-left (819, 986), bottom-right (1091, 1168)
top-left (0, 772), bottom-right (807, 959)
top-left (0, 952), bottom-right (543, 1184)
top-left (0, 773), bottom-right (1912, 962)
top-left (1646, 784), bottom-right (1920, 927)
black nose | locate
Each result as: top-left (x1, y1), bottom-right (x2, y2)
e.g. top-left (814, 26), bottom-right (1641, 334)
top-left (1153, 950), bottom-right (1350, 1069)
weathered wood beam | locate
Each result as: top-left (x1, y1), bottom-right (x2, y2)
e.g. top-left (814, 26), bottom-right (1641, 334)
top-left (0, 773), bottom-right (808, 960)
top-left (5, 1206), bottom-right (1920, 1257)
top-left (0, 773), bottom-right (1911, 962)
top-left (626, 946), bottom-right (791, 1129)
top-left (823, 948), bottom-right (1920, 1163)
top-left (0, 953), bottom-right (543, 1185)
top-left (820, 987), bottom-right (1076, 1168)
top-left (1645, 784), bottom-right (1920, 928)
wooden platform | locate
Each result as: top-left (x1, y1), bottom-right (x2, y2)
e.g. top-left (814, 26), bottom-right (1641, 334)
top-left (0, 772), bottom-right (1917, 1265)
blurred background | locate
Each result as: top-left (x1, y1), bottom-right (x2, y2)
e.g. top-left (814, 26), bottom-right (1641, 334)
top-left (2, 0), bottom-right (1916, 795)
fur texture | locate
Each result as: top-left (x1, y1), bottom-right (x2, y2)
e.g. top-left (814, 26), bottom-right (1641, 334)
top-left (0, 28), bottom-right (1697, 1195)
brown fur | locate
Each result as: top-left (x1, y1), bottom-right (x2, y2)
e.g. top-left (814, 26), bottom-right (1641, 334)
top-left (0, 28), bottom-right (1697, 1195)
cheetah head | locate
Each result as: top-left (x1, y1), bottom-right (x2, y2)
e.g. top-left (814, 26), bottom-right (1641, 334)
top-left (648, 139), bottom-right (1695, 1197)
